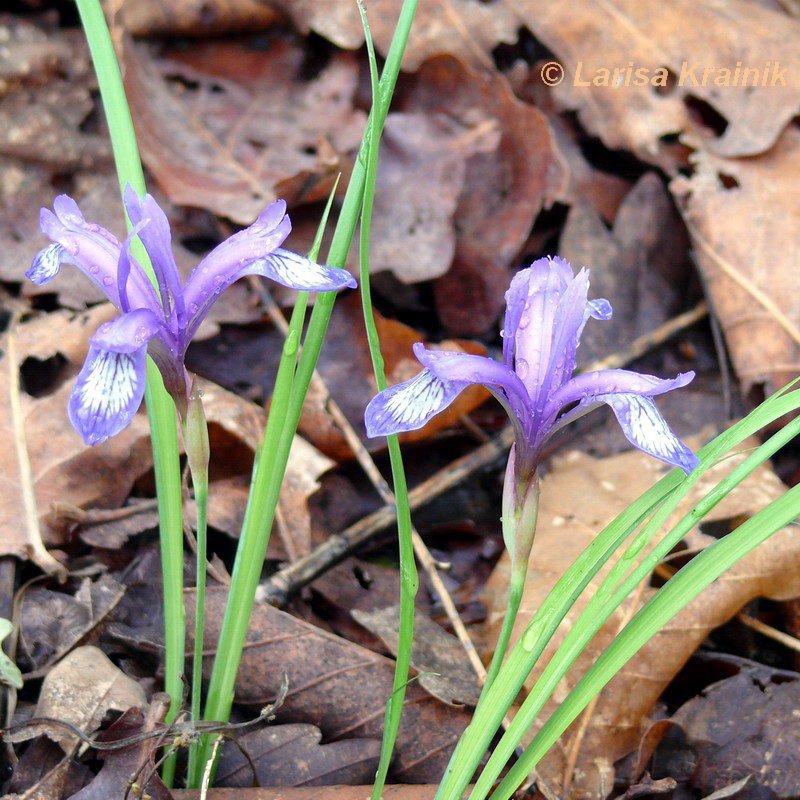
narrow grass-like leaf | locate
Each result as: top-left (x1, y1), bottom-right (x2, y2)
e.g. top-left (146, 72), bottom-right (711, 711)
top-left (74, 0), bottom-right (184, 784)
top-left (436, 384), bottom-right (800, 800)
top-left (491, 473), bottom-right (800, 799)
top-left (189, 184), bottom-right (337, 786)
top-left (469, 399), bottom-right (800, 800)
top-left (196, 1), bottom-right (417, 784)
top-left (357, 6), bottom-right (419, 797)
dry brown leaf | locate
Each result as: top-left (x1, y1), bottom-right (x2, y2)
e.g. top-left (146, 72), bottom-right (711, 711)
top-left (116, 0), bottom-right (284, 36)
top-left (124, 37), bottom-right (366, 223)
top-left (263, 0), bottom-right (518, 70)
top-left (352, 603), bottom-right (481, 707)
top-left (0, 29), bottom-right (109, 171)
top-left (216, 722), bottom-right (380, 787)
top-left (68, 695), bottom-right (171, 800)
top-left (543, 113), bottom-right (630, 224)
top-left (401, 57), bottom-right (559, 335)
top-left (369, 112), bottom-right (500, 283)
top-left (481, 434), bottom-right (795, 799)
top-left (513, 0), bottom-right (800, 163)
top-left (18, 574), bottom-right (126, 673)
top-left (7, 646), bottom-right (147, 751)
top-left (191, 587), bottom-right (471, 782)
top-left (0, 313), bottom-right (152, 560)
top-left (666, 671), bottom-right (800, 798)
top-left (276, 435), bottom-right (335, 560)
top-left (671, 126), bottom-right (800, 395)
top-left (0, 15), bottom-right (80, 95)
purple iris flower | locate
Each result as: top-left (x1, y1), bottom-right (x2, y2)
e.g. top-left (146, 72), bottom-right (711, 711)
top-left (27, 185), bottom-right (356, 446)
top-left (365, 256), bottom-right (699, 475)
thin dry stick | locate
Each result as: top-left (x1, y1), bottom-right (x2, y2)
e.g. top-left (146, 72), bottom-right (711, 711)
top-left (738, 612), bottom-right (800, 655)
top-left (6, 331), bottom-right (66, 581)
top-left (199, 736), bottom-right (223, 800)
top-left (261, 300), bottom-right (709, 605)
top-left (687, 223), bottom-right (800, 346)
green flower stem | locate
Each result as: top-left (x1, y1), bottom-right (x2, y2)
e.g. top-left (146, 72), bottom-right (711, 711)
top-left (195, 5), bottom-right (419, 787)
top-left (189, 186), bottom-right (328, 787)
top-left (358, 8), bottom-right (418, 797)
top-left (74, 1), bottom-right (184, 785)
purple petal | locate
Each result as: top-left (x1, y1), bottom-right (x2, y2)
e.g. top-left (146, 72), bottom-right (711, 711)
top-left (531, 266), bottom-right (593, 407)
top-left (511, 257), bottom-right (614, 416)
top-left (69, 345), bottom-right (147, 445)
top-left (599, 393), bottom-right (699, 474)
top-left (547, 369), bottom-right (696, 415)
top-left (90, 307), bottom-right (164, 354)
top-left (512, 257), bottom-right (576, 406)
top-left (502, 268), bottom-right (531, 367)
top-left (414, 343), bottom-right (532, 436)
top-left (123, 185), bottom-right (185, 324)
top-left (365, 368), bottom-right (463, 437)
top-left (67, 311), bottom-right (163, 446)
top-left (37, 195), bottom-right (158, 311)
top-left (248, 248), bottom-right (357, 292)
top-left (588, 297), bottom-right (613, 320)
top-left (27, 243), bottom-right (66, 284)
top-left (182, 200), bottom-right (293, 340)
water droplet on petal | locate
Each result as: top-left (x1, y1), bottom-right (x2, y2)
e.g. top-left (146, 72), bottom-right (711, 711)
top-left (188, 302), bottom-right (199, 315)
top-left (102, 276), bottom-right (113, 286)
top-left (516, 359), bottom-right (529, 380)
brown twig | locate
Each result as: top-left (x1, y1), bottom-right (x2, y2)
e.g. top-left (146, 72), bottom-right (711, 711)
top-left (738, 612), bottom-right (800, 655)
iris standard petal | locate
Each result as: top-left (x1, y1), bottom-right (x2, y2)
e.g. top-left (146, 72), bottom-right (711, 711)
top-left (414, 343), bottom-right (532, 436)
top-left (599, 393), bottom-right (699, 474)
top-left (123, 185), bottom-right (185, 323)
top-left (365, 368), bottom-right (464, 438)
top-left (512, 257), bottom-right (573, 400)
top-left (531, 266), bottom-right (593, 409)
top-left (502, 268), bottom-right (530, 367)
